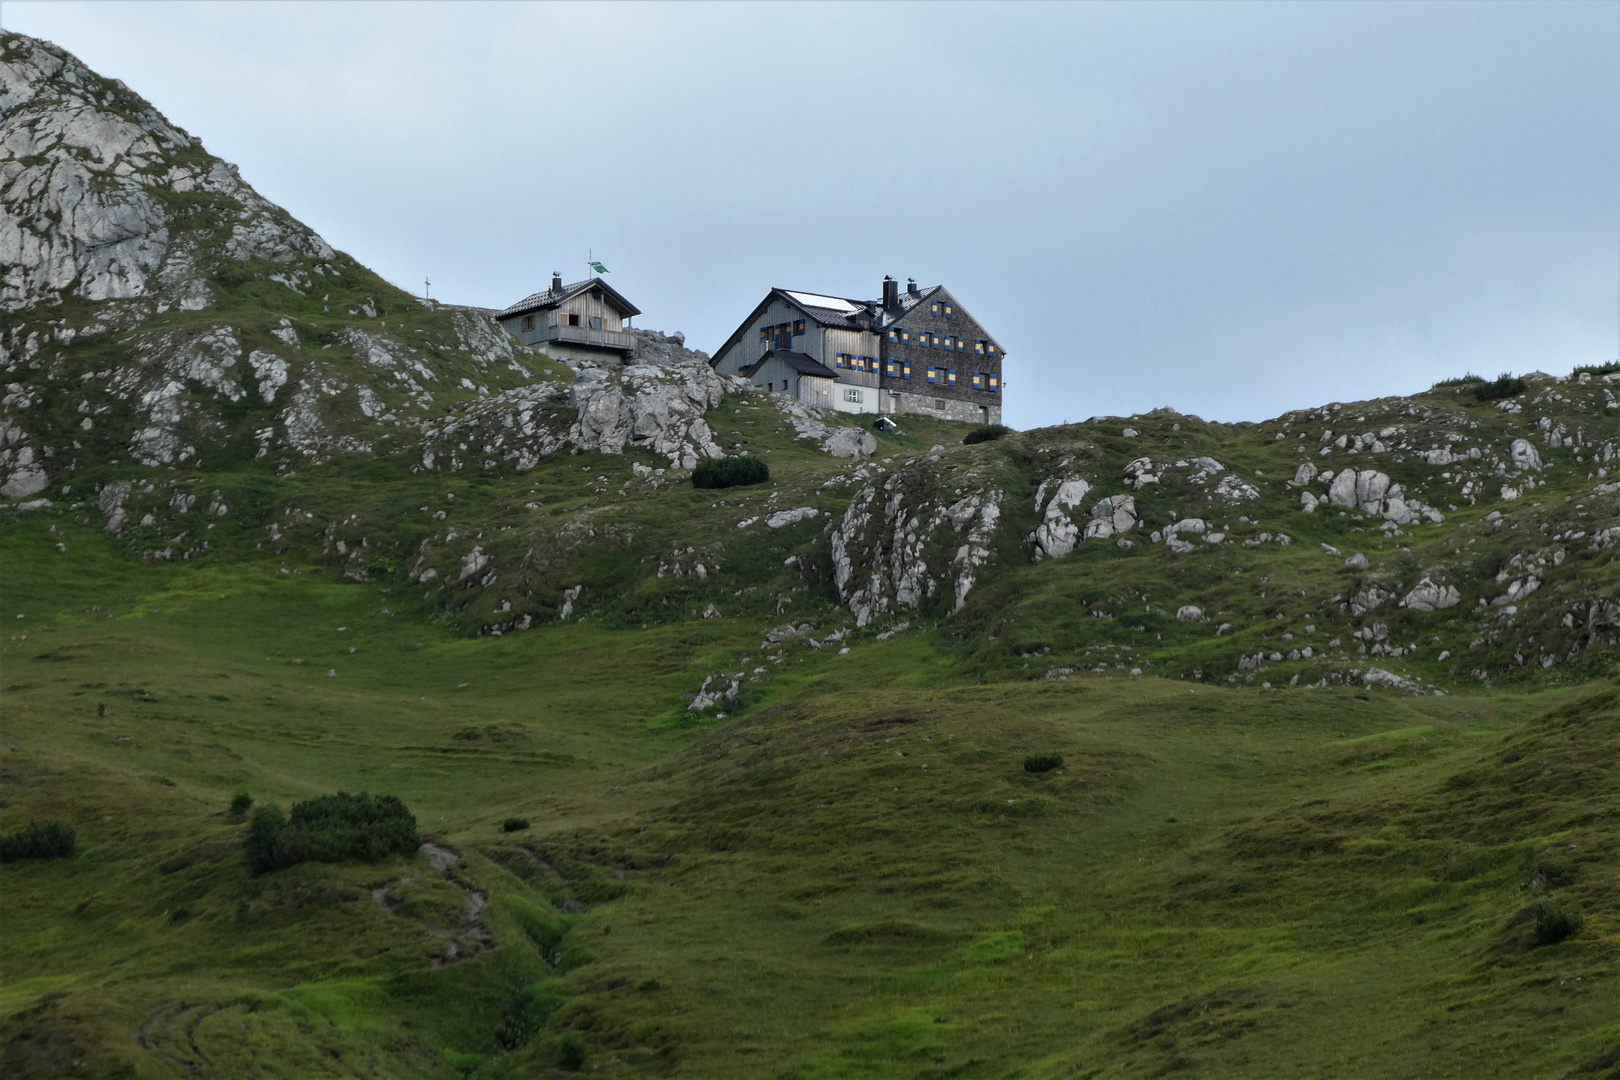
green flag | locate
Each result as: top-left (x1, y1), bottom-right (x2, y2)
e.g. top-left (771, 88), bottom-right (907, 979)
top-left (590, 261), bottom-right (609, 274)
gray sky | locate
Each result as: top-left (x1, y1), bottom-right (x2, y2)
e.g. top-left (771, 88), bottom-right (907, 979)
top-left (8, 1), bottom-right (1618, 428)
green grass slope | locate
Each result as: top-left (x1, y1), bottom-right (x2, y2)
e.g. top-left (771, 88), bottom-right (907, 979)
top-left (2, 511), bottom-right (1616, 1077)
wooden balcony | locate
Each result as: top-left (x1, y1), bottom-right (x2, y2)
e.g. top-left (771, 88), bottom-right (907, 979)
top-left (535, 323), bottom-right (636, 353)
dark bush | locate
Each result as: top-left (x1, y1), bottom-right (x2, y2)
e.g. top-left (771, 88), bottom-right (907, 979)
top-left (1574, 361), bottom-right (1620, 377)
top-left (243, 792), bottom-right (419, 875)
top-left (555, 1031), bottom-right (589, 1071)
top-left (1533, 903), bottom-right (1584, 947)
top-left (691, 455), bottom-right (770, 489)
top-left (1024, 754), bottom-right (1064, 773)
top-left (963, 424), bottom-right (1010, 445)
top-left (1431, 373), bottom-right (1483, 388)
top-left (502, 817), bottom-right (530, 833)
top-left (0, 819), bottom-right (76, 862)
top-left (1474, 373), bottom-right (1526, 401)
top-left (229, 793), bottom-right (253, 817)
top-left (243, 804), bottom-right (287, 875)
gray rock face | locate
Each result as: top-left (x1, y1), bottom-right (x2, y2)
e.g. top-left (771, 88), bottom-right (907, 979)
top-left (823, 426), bottom-right (878, 459)
top-left (766, 507), bottom-right (818, 529)
top-left (0, 32), bottom-right (334, 314)
top-left (569, 361), bottom-right (726, 469)
top-left (832, 465), bottom-right (1004, 626)
top-left (0, 380), bottom-right (46, 496)
top-left (1404, 578), bottom-right (1461, 611)
top-left (1087, 494), bottom-right (1138, 538)
top-left (1030, 477), bottom-right (1091, 559)
top-left (1510, 438), bottom-right (1542, 471)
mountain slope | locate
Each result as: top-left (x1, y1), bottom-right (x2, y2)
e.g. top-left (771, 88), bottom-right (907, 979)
top-left (1, 30), bottom-right (1617, 1080)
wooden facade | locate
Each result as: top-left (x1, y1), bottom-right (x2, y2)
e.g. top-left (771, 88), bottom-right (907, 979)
top-left (495, 274), bottom-right (642, 365)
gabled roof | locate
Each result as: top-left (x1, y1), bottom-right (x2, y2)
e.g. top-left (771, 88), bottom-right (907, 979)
top-left (496, 277), bottom-right (642, 321)
top-left (745, 349), bottom-right (839, 380)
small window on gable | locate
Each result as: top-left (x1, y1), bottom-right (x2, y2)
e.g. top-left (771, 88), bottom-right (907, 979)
top-left (987, 342), bottom-right (997, 355)
top-left (930, 301), bottom-right (941, 316)
top-left (568, 313), bottom-right (581, 326)
top-left (589, 316), bottom-right (603, 330)
top-left (944, 302), bottom-right (954, 318)
top-left (760, 327), bottom-right (770, 343)
top-left (793, 319), bottom-right (806, 335)
top-left (887, 327), bottom-right (898, 342)
top-left (974, 340), bottom-right (985, 355)
top-left (521, 314), bottom-right (536, 332)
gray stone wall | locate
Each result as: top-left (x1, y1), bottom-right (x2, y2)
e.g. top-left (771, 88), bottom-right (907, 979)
top-left (889, 389), bottom-right (1001, 425)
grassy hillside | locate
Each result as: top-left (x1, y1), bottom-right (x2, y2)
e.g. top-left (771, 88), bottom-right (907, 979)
top-left (3, 28), bottom-right (1617, 1078)
top-left (3, 495), bottom-right (1616, 1078)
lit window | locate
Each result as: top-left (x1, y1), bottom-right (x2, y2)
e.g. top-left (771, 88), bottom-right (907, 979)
top-left (926, 366), bottom-right (938, 383)
top-left (946, 369), bottom-right (957, 386)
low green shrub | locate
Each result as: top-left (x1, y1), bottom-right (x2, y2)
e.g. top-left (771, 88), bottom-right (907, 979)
top-left (963, 424), bottom-right (1010, 445)
top-left (0, 819), bottom-right (76, 862)
top-left (1574, 360), bottom-right (1620, 377)
top-left (1533, 903), bottom-right (1584, 946)
top-left (556, 1031), bottom-right (589, 1071)
top-left (1023, 754), bottom-right (1064, 773)
top-left (692, 456), bottom-right (769, 489)
top-left (502, 817), bottom-right (530, 832)
top-left (243, 792), bottom-right (419, 875)
top-left (1431, 373), bottom-right (1483, 388)
top-left (229, 793), bottom-right (254, 817)
top-left (1474, 373), bottom-right (1526, 401)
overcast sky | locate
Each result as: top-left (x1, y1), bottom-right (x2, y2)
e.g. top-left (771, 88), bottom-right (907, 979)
top-left (7, 1), bottom-right (1618, 428)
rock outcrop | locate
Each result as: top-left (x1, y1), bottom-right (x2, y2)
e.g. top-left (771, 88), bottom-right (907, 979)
top-left (1, 32), bottom-right (334, 314)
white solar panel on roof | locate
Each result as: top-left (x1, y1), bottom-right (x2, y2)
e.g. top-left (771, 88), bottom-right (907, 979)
top-left (785, 291), bottom-right (860, 313)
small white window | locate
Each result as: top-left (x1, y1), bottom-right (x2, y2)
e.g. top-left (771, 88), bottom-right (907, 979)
top-left (844, 388), bottom-right (863, 403)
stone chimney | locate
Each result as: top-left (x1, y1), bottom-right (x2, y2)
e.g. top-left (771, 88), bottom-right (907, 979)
top-left (906, 278), bottom-right (919, 297)
top-left (551, 272), bottom-right (563, 295)
top-left (882, 275), bottom-right (899, 309)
